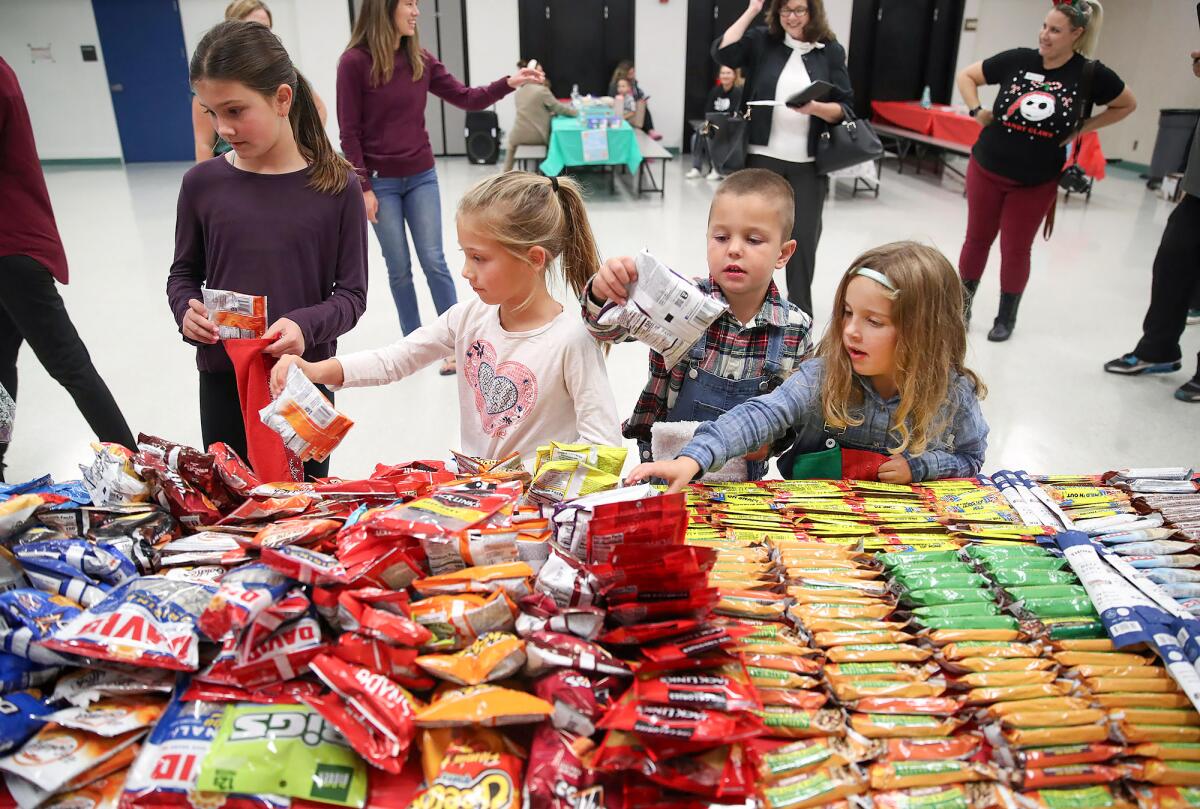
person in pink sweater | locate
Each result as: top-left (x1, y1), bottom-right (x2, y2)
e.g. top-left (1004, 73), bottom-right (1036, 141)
top-left (337, 0), bottom-right (542, 375)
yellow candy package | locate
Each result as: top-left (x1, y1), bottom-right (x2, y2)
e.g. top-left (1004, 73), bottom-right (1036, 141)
top-left (827, 644), bottom-right (932, 663)
top-left (534, 441), bottom-right (627, 476)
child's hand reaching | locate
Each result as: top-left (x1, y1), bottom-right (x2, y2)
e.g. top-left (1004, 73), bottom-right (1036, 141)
top-left (877, 456), bottom-right (913, 484)
top-left (264, 318), bottom-right (306, 357)
top-left (626, 457), bottom-right (701, 494)
top-left (591, 256), bottom-right (639, 306)
top-left (270, 354), bottom-right (309, 397)
top-left (744, 443), bottom-right (771, 462)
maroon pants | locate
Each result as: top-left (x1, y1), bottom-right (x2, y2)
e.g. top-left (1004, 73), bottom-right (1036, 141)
top-left (958, 158), bottom-right (1058, 295)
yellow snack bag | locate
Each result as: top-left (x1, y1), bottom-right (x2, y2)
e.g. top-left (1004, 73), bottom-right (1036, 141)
top-left (1116, 723), bottom-right (1200, 744)
top-left (1054, 651), bottom-right (1151, 667)
top-left (946, 657), bottom-right (1056, 673)
top-left (829, 679), bottom-right (946, 701)
top-left (813, 630), bottom-right (916, 648)
top-left (957, 670), bottom-right (1056, 687)
top-left (1132, 742), bottom-right (1200, 761)
top-left (1087, 677), bottom-right (1182, 694)
top-left (1002, 724), bottom-right (1111, 746)
top-left (985, 697), bottom-right (1094, 718)
top-left (964, 683), bottom-right (1071, 704)
top-left (1051, 639), bottom-right (1116, 652)
top-left (826, 644), bottom-right (932, 663)
top-left (416, 632), bottom-right (526, 686)
top-left (938, 641), bottom-right (1043, 660)
top-left (849, 713), bottom-right (964, 739)
top-left (1132, 760), bottom-right (1200, 787)
top-left (998, 708), bottom-right (1107, 729)
top-left (414, 684), bottom-right (553, 727)
top-left (868, 760), bottom-right (997, 790)
top-left (1095, 693), bottom-right (1195, 710)
top-left (1118, 708), bottom-right (1200, 726)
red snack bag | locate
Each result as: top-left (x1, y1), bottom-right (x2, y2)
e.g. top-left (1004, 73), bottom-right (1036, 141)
top-left (641, 623), bottom-right (756, 664)
top-left (368, 490), bottom-right (515, 538)
top-left (209, 442), bottom-right (262, 497)
top-left (516, 592), bottom-right (605, 640)
top-left (1021, 764), bottom-right (1125, 790)
top-left (635, 665), bottom-right (761, 713)
top-left (527, 725), bottom-right (595, 809)
top-left (883, 737), bottom-right (982, 762)
top-left (182, 679), bottom-right (324, 704)
top-left (535, 670), bottom-right (600, 736)
top-left (586, 494), bottom-right (687, 563)
top-left (219, 495), bottom-right (314, 525)
top-left (330, 633), bottom-right (433, 690)
top-left (643, 745), bottom-right (751, 800)
top-left (597, 695), bottom-right (762, 746)
top-left (335, 524), bottom-right (427, 589)
top-left (335, 588), bottom-right (433, 647)
top-left (599, 620), bottom-right (704, 647)
top-left (261, 545), bottom-right (349, 586)
top-left (525, 631), bottom-right (633, 677)
top-left (196, 562), bottom-right (290, 641)
top-left (132, 453), bottom-right (223, 527)
top-left (200, 614), bottom-right (325, 689)
top-left (606, 590), bottom-right (721, 626)
top-left (251, 518), bottom-right (341, 549)
top-left (534, 548), bottom-right (600, 609)
top-left (757, 689), bottom-right (829, 710)
top-left (305, 653), bottom-right (419, 771)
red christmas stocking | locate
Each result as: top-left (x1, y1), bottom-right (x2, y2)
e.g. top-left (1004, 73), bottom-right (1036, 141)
top-left (840, 447), bottom-right (890, 482)
top-left (223, 339), bottom-right (301, 483)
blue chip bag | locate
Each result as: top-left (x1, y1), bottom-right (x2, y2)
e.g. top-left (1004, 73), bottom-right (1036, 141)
top-left (0, 651), bottom-right (57, 693)
top-left (0, 688), bottom-right (50, 754)
top-left (0, 588), bottom-right (81, 665)
top-left (14, 539), bottom-right (137, 586)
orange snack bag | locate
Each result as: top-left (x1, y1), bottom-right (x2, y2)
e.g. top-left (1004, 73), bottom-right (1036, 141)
top-left (416, 632), bottom-right (526, 686)
top-left (414, 684), bottom-right (553, 727)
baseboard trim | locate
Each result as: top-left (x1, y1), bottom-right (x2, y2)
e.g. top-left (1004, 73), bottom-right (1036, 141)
top-left (41, 158), bottom-right (123, 167)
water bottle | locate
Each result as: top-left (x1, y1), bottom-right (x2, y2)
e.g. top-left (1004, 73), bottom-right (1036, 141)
top-left (571, 83), bottom-right (581, 111)
top-left (920, 85), bottom-right (932, 109)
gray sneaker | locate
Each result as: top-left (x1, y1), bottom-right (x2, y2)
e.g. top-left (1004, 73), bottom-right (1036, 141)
top-left (1104, 353), bottom-right (1182, 375)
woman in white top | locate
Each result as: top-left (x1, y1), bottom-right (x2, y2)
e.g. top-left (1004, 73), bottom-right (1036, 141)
top-left (713, 0), bottom-right (854, 316)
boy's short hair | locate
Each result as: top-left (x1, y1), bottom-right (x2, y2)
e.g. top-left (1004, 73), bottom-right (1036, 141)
top-left (711, 169), bottom-right (795, 242)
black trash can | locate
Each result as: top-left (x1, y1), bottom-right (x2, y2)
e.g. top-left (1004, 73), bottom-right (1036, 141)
top-left (1149, 108), bottom-right (1200, 180)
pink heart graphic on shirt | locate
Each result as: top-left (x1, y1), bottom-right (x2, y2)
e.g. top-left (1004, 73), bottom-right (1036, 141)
top-left (463, 339), bottom-right (538, 438)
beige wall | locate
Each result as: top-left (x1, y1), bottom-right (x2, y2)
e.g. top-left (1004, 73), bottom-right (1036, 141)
top-left (954, 0), bottom-right (1200, 163)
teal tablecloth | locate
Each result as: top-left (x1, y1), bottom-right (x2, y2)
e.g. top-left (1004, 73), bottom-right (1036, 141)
top-left (539, 116), bottom-right (643, 177)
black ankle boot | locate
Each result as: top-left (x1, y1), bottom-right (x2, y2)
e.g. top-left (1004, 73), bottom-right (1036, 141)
top-left (961, 279), bottom-right (980, 324)
top-left (988, 292), bottom-right (1022, 342)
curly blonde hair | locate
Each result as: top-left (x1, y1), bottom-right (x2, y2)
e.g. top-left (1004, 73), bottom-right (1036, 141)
top-left (818, 242), bottom-right (985, 457)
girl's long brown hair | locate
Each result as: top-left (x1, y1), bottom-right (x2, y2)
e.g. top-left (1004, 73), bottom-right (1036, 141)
top-left (457, 173), bottom-right (601, 298)
top-left (348, 0), bottom-right (424, 86)
top-left (190, 20), bottom-right (352, 195)
top-left (766, 0), bottom-right (836, 42)
top-left (818, 241), bottom-right (985, 457)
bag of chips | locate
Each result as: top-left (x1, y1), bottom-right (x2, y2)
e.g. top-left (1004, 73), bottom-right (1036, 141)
top-left (416, 632), bottom-right (526, 686)
top-left (414, 684), bottom-right (553, 728)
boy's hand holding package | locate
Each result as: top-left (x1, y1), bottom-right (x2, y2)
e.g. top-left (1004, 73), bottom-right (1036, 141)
top-left (182, 299), bottom-right (219, 345)
top-left (590, 256), bottom-right (638, 307)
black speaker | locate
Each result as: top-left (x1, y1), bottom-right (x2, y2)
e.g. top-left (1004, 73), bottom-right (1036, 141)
top-left (465, 111), bottom-right (500, 165)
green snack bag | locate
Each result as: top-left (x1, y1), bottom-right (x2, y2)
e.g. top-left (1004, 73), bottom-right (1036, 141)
top-left (1046, 620), bottom-right (1107, 640)
top-left (1004, 585), bottom-right (1089, 601)
top-left (894, 573), bottom-right (988, 592)
top-left (989, 568), bottom-right (1079, 587)
top-left (197, 703), bottom-right (368, 808)
top-left (877, 551), bottom-right (961, 570)
top-left (982, 557), bottom-right (1068, 572)
top-left (1017, 596), bottom-right (1098, 619)
top-left (914, 615), bottom-right (1020, 631)
top-left (964, 544), bottom-right (1052, 559)
top-left (913, 602), bottom-right (1001, 618)
top-left (901, 588), bottom-right (996, 608)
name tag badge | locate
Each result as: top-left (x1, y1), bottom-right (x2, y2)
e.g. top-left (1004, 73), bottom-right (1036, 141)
top-left (1025, 71), bottom-right (1045, 82)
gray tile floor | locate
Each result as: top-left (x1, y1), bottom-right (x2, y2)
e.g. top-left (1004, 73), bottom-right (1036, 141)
top-left (14, 154), bottom-right (1198, 482)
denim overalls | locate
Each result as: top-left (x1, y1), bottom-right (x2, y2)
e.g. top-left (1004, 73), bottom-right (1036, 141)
top-left (639, 326), bottom-right (786, 480)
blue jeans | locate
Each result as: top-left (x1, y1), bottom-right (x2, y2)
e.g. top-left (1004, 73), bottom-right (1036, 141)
top-left (371, 169), bottom-right (458, 335)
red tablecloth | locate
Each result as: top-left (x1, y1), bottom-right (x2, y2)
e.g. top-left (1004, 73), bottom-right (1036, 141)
top-left (872, 100), bottom-right (1106, 180)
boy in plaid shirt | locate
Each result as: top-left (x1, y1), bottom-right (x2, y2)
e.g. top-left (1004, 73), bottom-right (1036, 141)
top-left (582, 169), bottom-right (813, 479)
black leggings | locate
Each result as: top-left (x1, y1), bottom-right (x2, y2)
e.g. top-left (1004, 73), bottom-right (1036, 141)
top-left (1133, 194), bottom-right (1200, 379)
top-left (0, 255), bottom-right (136, 463)
top-left (199, 371), bottom-right (331, 479)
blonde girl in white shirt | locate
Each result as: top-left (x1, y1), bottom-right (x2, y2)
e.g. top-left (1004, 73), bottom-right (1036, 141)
top-left (271, 172), bottom-right (621, 466)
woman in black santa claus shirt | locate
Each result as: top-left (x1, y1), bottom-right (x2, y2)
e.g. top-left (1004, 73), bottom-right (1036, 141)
top-left (956, 0), bottom-right (1136, 341)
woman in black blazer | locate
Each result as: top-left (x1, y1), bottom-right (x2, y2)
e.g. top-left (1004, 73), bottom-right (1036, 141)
top-left (713, 0), bottom-right (854, 316)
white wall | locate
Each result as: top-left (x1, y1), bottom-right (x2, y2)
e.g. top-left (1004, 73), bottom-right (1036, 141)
top-left (465, 0), bottom-right (521, 139)
top-left (0, 0), bottom-right (122, 160)
top-left (1094, 0), bottom-right (1200, 164)
top-left (179, 0), bottom-right (351, 149)
top-left (827, 0), bottom-right (852, 53)
top-left (635, 0), bottom-right (688, 149)
top-left (951, 0), bottom-right (1200, 163)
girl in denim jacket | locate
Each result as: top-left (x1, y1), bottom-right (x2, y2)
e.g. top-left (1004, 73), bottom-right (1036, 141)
top-left (631, 241), bottom-right (988, 490)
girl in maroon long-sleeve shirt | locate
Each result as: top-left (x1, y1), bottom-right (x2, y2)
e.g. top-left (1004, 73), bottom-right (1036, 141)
top-left (168, 21), bottom-right (367, 477)
top-left (337, 0), bottom-right (541, 373)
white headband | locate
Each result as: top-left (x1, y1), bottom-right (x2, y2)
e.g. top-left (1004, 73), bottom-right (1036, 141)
top-left (852, 267), bottom-right (896, 291)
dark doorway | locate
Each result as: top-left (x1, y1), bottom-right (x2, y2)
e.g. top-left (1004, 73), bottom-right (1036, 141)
top-left (517, 0), bottom-right (635, 99)
top-left (683, 0), bottom-right (760, 152)
top-left (849, 0), bottom-right (965, 116)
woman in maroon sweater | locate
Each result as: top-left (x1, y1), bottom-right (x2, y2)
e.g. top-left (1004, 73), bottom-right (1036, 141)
top-left (337, 0), bottom-right (541, 373)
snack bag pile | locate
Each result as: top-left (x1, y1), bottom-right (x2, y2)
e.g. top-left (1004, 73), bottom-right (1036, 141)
top-left (1, 433), bottom-right (1199, 809)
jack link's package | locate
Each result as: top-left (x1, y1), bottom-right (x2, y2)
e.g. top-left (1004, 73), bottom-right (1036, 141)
top-left (203, 288), bottom-right (268, 340)
top-left (595, 249), bottom-right (728, 370)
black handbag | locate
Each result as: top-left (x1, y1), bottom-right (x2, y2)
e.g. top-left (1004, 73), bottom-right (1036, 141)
top-left (1045, 59), bottom-right (1097, 238)
top-left (704, 110), bottom-right (750, 175)
top-left (815, 117), bottom-right (884, 175)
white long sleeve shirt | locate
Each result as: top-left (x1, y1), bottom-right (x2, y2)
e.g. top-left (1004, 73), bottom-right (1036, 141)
top-left (749, 37), bottom-right (822, 163)
top-left (336, 298), bottom-right (621, 467)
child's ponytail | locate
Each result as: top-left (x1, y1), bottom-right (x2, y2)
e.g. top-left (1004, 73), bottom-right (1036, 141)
top-left (552, 179), bottom-right (601, 297)
top-left (190, 20), bottom-right (353, 195)
top-left (457, 172), bottom-right (601, 298)
top-left (290, 71), bottom-right (351, 194)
